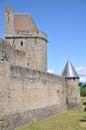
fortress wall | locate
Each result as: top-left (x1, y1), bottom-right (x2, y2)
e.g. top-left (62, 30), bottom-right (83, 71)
top-left (0, 61), bottom-right (11, 130)
top-left (9, 65), bottom-right (66, 113)
top-left (0, 41), bottom-right (27, 68)
top-left (0, 63), bottom-right (67, 130)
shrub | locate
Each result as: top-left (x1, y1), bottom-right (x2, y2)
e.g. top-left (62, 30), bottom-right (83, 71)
top-left (80, 87), bottom-right (86, 97)
top-left (84, 107), bottom-right (86, 111)
top-left (83, 102), bottom-right (86, 105)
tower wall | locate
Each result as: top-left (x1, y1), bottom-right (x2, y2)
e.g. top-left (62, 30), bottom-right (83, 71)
top-left (5, 7), bottom-right (14, 36)
top-left (25, 32), bottom-right (47, 71)
top-left (5, 7), bottom-right (47, 72)
top-left (65, 79), bottom-right (81, 110)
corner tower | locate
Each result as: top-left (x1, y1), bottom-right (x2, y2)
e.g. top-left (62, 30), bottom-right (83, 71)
top-left (5, 7), bottom-right (47, 71)
top-left (61, 60), bottom-right (81, 110)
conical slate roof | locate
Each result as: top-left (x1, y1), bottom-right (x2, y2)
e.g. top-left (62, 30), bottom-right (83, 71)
top-left (61, 60), bottom-right (79, 78)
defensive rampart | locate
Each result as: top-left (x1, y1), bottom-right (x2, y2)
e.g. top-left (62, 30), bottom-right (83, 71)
top-left (0, 61), bottom-right (67, 130)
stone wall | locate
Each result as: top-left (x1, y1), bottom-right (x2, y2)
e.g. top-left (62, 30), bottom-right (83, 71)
top-left (0, 40), bottom-right (27, 67)
top-left (0, 62), bottom-right (67, 130)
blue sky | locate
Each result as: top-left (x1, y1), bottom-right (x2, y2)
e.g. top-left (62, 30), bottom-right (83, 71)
top-left (0, 0), bottom-right (86, 81)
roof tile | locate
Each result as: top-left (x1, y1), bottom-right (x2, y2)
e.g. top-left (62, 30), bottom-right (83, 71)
top-left (14, 14), bottom-right (38, 31)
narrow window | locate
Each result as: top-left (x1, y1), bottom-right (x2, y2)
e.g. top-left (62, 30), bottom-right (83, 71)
top-left (27, 63), bottom-right (29, 66)
top-left (21, 41), bottom-right (23, 46)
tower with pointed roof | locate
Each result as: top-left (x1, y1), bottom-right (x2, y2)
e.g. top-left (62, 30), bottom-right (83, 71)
top-left (61, 60), bottom-right (81, 110)
top-left (5, 7), bottom-right (47, 71)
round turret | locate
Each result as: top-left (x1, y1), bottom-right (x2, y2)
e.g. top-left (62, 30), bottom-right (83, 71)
top-left (61, 60), bottom-right (81, 110)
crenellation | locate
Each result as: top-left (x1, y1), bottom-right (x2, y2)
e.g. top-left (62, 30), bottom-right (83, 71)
top-left (14, 31), bottom-right (47, 40)
top-left (6, 31), bottom-right (47, 41)
top-left (10, 65), bottom-right (64, 83)
top-left (5, 6), bottom-right (14, 12)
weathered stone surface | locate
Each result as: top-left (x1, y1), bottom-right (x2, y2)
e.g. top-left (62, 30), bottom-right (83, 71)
top-left (0, 62), bottom-right (67, 130)
top-left (0, 104), bottom-right (66, 130)
top-left (0, 7), bottom-right (81, 130)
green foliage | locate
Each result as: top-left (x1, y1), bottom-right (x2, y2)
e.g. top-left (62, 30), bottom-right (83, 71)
top-left (80, 87), bottom-right (86, 97)
top-left (78, 82), bottom-right (86, 97)
top-left (84, 107), bottom-right (86, 111)
top-left (83, 102), bottom-right (86, 105)
top-left (78, 82), bottom-right (83, 87)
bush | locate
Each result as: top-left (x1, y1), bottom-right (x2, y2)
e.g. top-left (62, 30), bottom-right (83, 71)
top-left (80, 87), bottom-right (86, 97)
top-left (84, 107), bottom-right (86, 111)
top-left (83, 102), bottom-right (86, 105)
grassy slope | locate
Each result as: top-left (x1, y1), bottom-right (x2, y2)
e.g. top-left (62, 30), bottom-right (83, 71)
top-left (16, 97), bottom-right (86, 130)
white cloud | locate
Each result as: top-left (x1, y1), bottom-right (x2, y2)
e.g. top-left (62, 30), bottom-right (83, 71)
top-left (48, 69), bottom-right (55, 74)
top-left (76, 66), bottom-right (86, 82)
top-left (48, 69), bottom-right (61, 75)
top-left (76, 66), bottom-right (86, 74)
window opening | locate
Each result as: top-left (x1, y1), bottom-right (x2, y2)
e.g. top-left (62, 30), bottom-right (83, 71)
top-left (21, 41), bottom-right (23, 46)
top-left (27, 63), bottom-right (29, 66)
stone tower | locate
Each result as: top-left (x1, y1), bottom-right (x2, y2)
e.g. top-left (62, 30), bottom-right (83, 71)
top-left (61, 60), bottom-right (81, 110)
top-left (5, 7), bottom-right (47, 71)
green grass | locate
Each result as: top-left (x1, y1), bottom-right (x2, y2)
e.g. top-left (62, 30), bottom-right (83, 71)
top-left (15, 97), bottom-right (86, 130)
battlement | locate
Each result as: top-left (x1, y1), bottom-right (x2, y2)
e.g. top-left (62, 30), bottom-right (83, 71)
top-left (5, 6), bottom-right (14, 12)
top-left (11, 65), bottom-right (64, 83)
top-left (6, 31), bottom-right (47, 41)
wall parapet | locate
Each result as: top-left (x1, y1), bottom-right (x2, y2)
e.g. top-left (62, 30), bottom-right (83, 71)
top-left (6, 31), bottom-right (47, 41)
top-left (10, 65), bottom-right (64, 83)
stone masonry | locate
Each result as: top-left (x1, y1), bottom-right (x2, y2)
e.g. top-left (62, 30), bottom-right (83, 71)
top-left (0, 7), bottom-right (81, 130)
